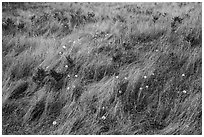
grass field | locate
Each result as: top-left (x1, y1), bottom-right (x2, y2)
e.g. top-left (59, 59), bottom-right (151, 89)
top-left (2, 2), bottom-right (202, 135)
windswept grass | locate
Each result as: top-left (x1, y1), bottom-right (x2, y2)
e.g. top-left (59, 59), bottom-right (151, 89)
top-left (2, 2), bottom-right (202, 135)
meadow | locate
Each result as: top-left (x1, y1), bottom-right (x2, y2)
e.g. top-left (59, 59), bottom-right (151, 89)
top-left (2, 2), bottom-right (202, 135)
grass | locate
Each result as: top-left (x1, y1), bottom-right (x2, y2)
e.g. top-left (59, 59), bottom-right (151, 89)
top-left (2, 2), bottom-right (202, 135)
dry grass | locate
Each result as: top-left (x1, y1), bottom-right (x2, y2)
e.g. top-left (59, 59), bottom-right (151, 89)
top-left (2, 2), bottom-right (202, 135)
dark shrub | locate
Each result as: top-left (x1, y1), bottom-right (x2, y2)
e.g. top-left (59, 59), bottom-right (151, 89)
top-left (30, 101), bottom-right (45, 122)
top-left (9, 81), bottom-right (29, 100)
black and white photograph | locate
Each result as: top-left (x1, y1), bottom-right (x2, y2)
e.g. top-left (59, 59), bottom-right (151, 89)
top-left (1, 1), bottom-right (202, 135)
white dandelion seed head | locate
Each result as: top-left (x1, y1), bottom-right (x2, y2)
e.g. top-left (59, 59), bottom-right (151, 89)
top-left (73, 41), bottom-right (76, 44)
top-left (67, 87), bottom-right (70, 90)
top-left (75, 75), bottom-right (78, 78)
top-left (119, 90), bottom-right (122, 94)
top-left (144, 76), bottom-right (147, 79)
top-left (53, 121), bottom-right (57, 125)
top-left (183, 90), bottom-right (187, 93)
top-left (116, 76), bottom-right (119, 79)
top-left (156, 49), bottom-right (159, 52)
top-left (65, 65), bottom-right (68, 68)
top-left (182, 74), bottom-right (185, 77)
top-left (146, 85), bottom-right (149, 88)
top-left (124, 77), bottom-right (127, 80)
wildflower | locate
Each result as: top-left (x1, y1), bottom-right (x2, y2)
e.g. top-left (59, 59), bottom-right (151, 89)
top-left (62, 45), bottom-right (66, 49)
top-left (73, 41), bottom-right (76, 44)
top-left (124, 77), bottom-right (127, 80)
top-left (152, 73), bottom-right (154, 75)
top-left (65, 65), bottom-right (68, 68)
top-left (146, 85), bottom-right (149, 88)
top-left (67, 75), bottom-right (70, 77)
top-left (139, 87), bottom-right (143, 90)
top-left (102, 116), bottom-right (106, 120)
top-left (119, 90), bottom-right (122, 94)
top-left (155, 49), bottom-right (159, 52)
top-left (58, 51), bottom-right (63, 55)
top-left (53, 121), bottom-right (57, 125)
top-left (144, 76), bottom-right (147, 79)
top-left (183, 90), bottom-right (187, 93)
top-left (182, 74), bottom-right (185, 77)
top-left (67, 87), bottom-right (70, 90)
top-left (116, 76), bottom-right (119, 79)
top-left (75, 75), bottom-right (78, 78)
top-left (102, 106), bottom-right (105, 109)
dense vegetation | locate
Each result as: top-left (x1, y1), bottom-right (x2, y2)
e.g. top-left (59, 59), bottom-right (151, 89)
top-left (2, 2), bottom-right (202, 135)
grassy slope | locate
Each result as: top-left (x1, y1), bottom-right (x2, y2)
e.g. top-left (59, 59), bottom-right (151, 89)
top-left (2, 2), bottom-right (202, 135)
